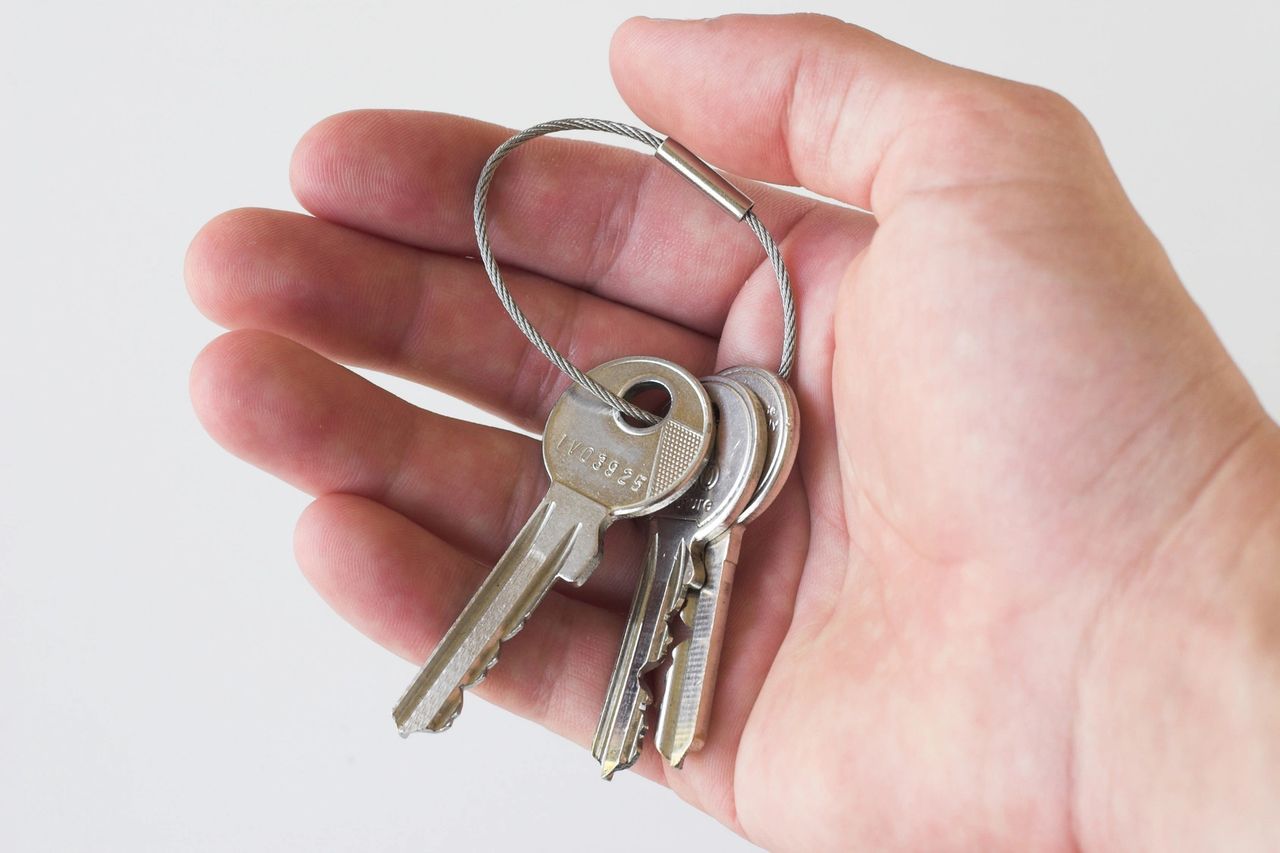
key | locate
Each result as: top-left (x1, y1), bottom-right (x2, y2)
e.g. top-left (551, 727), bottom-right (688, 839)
top-left (656, 366), bottom-right (800, 767)
top-left (392, 356), bottom-right (715, 736)
top-left (592, 375), bottom-right (768, 778)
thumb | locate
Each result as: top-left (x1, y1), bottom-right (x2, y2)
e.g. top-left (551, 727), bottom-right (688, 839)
top-left (610, 13), bottom-right (1123, 219)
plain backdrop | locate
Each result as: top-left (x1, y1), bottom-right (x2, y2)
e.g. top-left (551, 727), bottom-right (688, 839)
top-left (2, 1), bottom-right (1276, 851)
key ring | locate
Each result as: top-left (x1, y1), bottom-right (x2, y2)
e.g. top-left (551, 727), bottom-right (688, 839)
top-left (473, 118), bottom-right (797, 426)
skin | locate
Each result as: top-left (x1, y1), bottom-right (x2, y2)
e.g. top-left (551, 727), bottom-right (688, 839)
top-left (186, 14), bottom-right (1280, 852)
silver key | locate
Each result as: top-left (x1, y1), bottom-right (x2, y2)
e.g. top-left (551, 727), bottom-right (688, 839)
top-left (592, 375), bottom-right (767, 778)
top-left (392, 356), bottom-right (715, 736)
top-left (656, 366), bottom-right (800, 766)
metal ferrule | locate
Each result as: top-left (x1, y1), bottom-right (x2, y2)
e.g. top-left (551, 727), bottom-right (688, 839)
top-left (656, 138), bottom-right (754, 220)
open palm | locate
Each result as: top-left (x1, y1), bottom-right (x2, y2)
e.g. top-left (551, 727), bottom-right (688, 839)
top-left (188, 14), bottom-right (1276, 852)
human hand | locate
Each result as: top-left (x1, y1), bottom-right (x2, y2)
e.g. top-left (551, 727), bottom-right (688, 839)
top-left (186, 14), bottom-right (1280, 851)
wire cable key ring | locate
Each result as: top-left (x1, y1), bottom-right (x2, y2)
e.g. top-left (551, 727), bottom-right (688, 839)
top-left (473, 118), bottom-right (797, 426)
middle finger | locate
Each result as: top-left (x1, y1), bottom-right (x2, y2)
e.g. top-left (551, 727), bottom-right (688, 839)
top-left (190, 329), bottom-right (657, 613)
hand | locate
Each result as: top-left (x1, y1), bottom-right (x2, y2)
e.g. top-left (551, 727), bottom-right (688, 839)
top-left (186, 14), bottom-right (1280, 851)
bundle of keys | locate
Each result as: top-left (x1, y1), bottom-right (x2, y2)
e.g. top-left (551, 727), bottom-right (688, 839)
top-left (391, 119), bottom-right (799, 779)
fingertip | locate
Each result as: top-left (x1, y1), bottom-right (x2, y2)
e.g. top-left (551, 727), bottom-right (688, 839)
top-left (610, 13), bottom-right (683, 42)
top-left (185, 207), bottom-right (274, 325)
top-left (612, 13), bottom-right (652, 35)
top-left (608, 13), bottom-right (810, 184)
top-left (292, 493), bottom-right (443, 662)
top-left (293, 495), bottom-right (335, 587)
top-left (290, 108), bottom-right (490, 239)
top-left (296, 493), bottom-right (563, 673)
top-left (189, 330), bottom-right (259, 439)
top-left (294, 493), bottom-right (367, 607)
top-left (607, 16), bottom-right (640, 78)
top-left (188, 329), bottom-right (322, 463)
top-left (608, 16), bottom-right (693, 109)
top-left (289, 109), bottom-right (382, 218)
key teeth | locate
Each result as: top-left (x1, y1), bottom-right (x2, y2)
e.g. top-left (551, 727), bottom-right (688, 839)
top-left (650, 578), bottom-right (693, 667)
top-left (472, 640), bottom-right (504, 685)
top-left (433, 701), bottom-right (460, 733)
top-left (404, 634), bottom-right (510, 734)
top-left (449, 635), bottom-right (507, 716)
top-left (632, 716), bottom-right (648, 763)
top-left (607, 679), bottom-right (652, 779)
top-left (647, 582), bottom-right (691, 668)
top-left (619, 704), bottom-right (649, 775)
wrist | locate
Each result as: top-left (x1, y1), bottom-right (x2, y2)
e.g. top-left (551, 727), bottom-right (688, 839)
top-left (1074, 417), bottom-right (1280, 851)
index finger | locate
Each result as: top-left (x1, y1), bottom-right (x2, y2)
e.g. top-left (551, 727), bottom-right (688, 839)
top-left (289, 110), bottom-right (853, 336)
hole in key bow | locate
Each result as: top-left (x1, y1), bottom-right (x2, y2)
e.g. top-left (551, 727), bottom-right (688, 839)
top-left (617, 380), bottom-right (672, 429)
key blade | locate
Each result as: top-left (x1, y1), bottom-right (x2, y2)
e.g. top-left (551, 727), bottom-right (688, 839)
top-left (393, 485), bottom-right (605, 736)
top-left (656, 527), bottom-right (743, 765)
top-left (592, 521), bottom-right (696, 778)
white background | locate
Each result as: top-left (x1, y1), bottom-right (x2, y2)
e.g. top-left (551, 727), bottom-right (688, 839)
top-left (2, 1), bottom-right (1277, 851)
